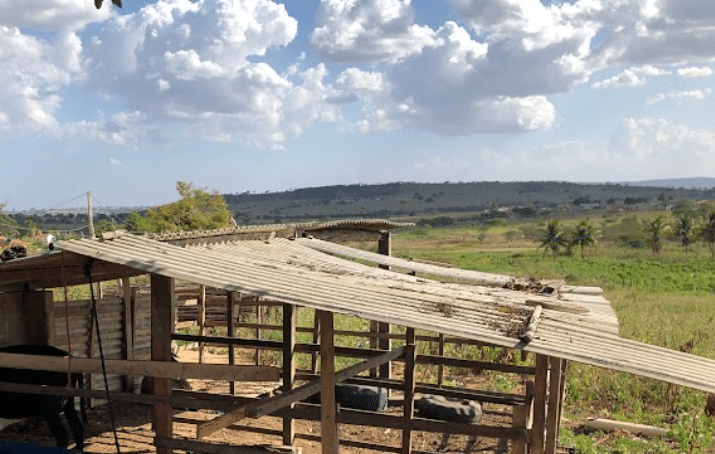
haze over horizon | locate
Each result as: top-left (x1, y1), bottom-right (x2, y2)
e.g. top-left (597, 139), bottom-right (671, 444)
top-left (1, 0), bottom-right (714, 211)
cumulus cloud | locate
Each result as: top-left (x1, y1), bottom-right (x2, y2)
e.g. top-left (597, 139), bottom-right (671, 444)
top-left (77, 0), bottom-right (344, 148)
top-left (609, 117), bottom-right (715, 160)
top-left (677, 66), bottom-right (714, 77)
top-left (593, 65), bottom-right (669, 88)
top-left (0, 26), bottom-right (86, 135)
top-left (646, 88), bottom-right (711, 104)
top-left (311, 0), bottom-right (436, 62)
top-left (0, 0), bottom-right (111, 30)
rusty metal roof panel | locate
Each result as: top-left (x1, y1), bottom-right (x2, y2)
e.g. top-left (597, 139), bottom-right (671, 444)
top-left (55, 233), bottom-right (715, 394)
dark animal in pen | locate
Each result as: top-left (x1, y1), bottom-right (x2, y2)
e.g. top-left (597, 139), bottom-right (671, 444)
top-left (0, 345), bottom-right (87, 450)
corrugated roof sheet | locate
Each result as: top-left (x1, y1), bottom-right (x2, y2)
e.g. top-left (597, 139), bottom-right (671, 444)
top-left (55, 233), bottom-right (715, 394)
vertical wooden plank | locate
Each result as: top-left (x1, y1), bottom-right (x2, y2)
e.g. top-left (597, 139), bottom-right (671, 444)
top-left (282, 304), bottom-right (296, 446)
top-left (227, 292), bottom-right (235, 395)
top-left (255, 304), bottom-right (262, 366)
top-left (319, 310), bottom-right (339, 454)
top-left (532, 355), bottom-right (549, 454)
top-left (152, 273), bottom-right (174, 454)
top-left (369, 320), bottom-right (378, 379)
top-left (377, 231), bottom-right (392, 382)
top-left (545, 357), bottom-right (565, 454)
top-left (402, 328), bottom-right (416, 454)
top-left (311, 310), bottom-right (321, 375)
top-left (122, 279), bottom-right (134, 392)
top-left (513, 379), bottom-right (534, 454)
top-left (198, 284), bottom-right (206, 364)
top-left (437, 333), bottom-right (445, 387)
top-left (557, 360), bottom-right (567, 437)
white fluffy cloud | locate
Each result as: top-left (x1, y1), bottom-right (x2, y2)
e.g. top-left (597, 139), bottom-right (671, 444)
top-left (0, 27), bottom-right (86, 134)
top-left (677, 66), bottom-right (714, 77)
top-left (609, 117), bottom-right (715, 160)
top-left (593, 65), bottom-right (669, 88)
top-left (311, 0), bottom-right (436, 62)
top-left (646, 88), bottom-right (711, 104)
top-left (77, 0), bottom-right (343, 148)
top-left (0, 0), bottom-right (111, 30)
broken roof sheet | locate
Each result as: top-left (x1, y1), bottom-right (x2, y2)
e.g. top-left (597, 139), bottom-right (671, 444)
top-left (8, 232), bottom-right (712, 394)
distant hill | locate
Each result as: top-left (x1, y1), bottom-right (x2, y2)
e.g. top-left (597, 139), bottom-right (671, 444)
top-left (625, 177), bottom-right (715, 189)
top-left (223, 180), bottom-right (715, 224)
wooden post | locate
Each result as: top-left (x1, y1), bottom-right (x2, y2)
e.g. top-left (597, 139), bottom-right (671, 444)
top-left (377, 231), bottom-right (392, 382)
top-left (87, 191), bottom-right (95, 239)
top-left (319, 310), bottom-right (339, 454)
top-left (437, 333), bottom-right (445, 387)
top-left (283, 304), bottom-right (296, 446)
top-left (545, 357), bottom-right (565, 454)
top-left (198, 285), bottom-right (206, 364)
top-left (369, 320), bottom-right (378, 379)
top-left (151, 274), bottom-right (174, 454)
top-left (311, 311), bottom-right (321, 375)
top-left (122, 279), bottom-right (134, 392)
top-left (402, 328), bottom-right (416, 454)
top-left (532, 355), bottom-right (549, 454)
top-left (513, 379), bottom-right (534, 454)
top-left (227, 292), bottom-right (235, 395)
top-left (255, 305), bottom-right (262, 366)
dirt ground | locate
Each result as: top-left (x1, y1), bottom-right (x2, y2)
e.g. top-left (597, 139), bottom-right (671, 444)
top-left (0, 349), bottom-right (518, 454)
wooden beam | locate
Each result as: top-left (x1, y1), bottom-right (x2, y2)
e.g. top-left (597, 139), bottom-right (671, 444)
top-left (198, 284), bottom-right (206, 364)
top-left (228, 291), bottom-right (235, 395)
top-left (122, 278), bottom-right (134, 392)
top-left (377, 231), bottom-right (392, 384)
top-left (283, 303), bottom-right (296, 446)
top-left (545, 357), bottom-right (565, 454)
top-left (152, 273), bottom-right (174, 454)
top-left (0, 353), bottom-right (278, 381)
top-left (402, 328), bottom-right (416, 454)
top-left (195, 345), bottom-right (405, 439)
top-left (320, 310), bottom-right (339, 454)
top-left (532, 354), bottom-right (549, 454)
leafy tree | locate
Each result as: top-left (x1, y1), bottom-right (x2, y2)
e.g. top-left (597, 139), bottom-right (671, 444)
top-left (0, 203), bottom-right (20, 238)
top-left (673, 211), bottom-right (696, 257)
top-left (145, 181), bottom-right (232, 233)
top-left (699, 210), bottom-right (715, 260)
top-left (570, 218), bottom-right (598, 259)
top-left (537, 220), bottom-right (568, 259)
top-left (644, 215), bottom-right (667, 255)
top-left (123, 211), bottom-right (152, 233)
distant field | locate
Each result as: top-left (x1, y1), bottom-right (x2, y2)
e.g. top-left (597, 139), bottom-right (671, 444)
top-left (384, 217), bottom-right (715, 453)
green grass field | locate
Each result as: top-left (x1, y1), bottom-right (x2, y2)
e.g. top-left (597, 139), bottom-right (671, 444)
top-left (386, 217), bottom-right (715, 453)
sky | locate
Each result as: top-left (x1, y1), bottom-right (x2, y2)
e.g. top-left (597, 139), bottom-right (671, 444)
top-left (1, 0), bottom-right (715, 211)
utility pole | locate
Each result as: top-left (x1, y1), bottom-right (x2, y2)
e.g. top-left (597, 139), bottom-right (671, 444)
top-left (87, 191), bottom-right (95, 238)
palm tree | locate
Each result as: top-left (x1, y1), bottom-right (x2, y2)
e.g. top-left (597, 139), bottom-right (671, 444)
top-left (673, 212), bottom-right (695, 257)
top-left (700, 210), bottom-right (715, 260)
top-left (538, 220), bottom-right (568, 259)
top-left (571, 218), bottom-right (597, 259)
top-left (644, 215), bottom-right (666, 255)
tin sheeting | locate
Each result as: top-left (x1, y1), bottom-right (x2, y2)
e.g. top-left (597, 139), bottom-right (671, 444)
top-left (56, 233), bottom-right (715, 394)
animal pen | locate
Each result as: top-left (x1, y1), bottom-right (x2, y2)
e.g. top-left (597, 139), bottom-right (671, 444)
top-left (1, 220), bottom-right (715, 454)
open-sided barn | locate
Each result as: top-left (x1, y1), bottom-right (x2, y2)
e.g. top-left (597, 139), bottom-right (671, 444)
top-left (0, 220), bottom-right (714, 454)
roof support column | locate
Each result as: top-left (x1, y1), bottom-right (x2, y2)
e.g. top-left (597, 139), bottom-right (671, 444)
top-left (531, 354), bottom-right (548, 454)
top-left (545, 357), bottom-right (566, 454)
top-left (151, 273), bottom-right (174, 454)
top-left (319, 310), bottom-right (339, 454)
top-left (283, 303), bottom-right (296, 446)
top-left (377, 231), bottom-right (392, 382)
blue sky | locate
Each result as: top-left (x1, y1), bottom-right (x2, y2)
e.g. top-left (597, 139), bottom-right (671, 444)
top-left (1, 0), bottom-right (714, 210)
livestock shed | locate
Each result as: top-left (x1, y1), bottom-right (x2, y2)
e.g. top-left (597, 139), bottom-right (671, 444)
top-left (0, 220), bottom-right (714, 454)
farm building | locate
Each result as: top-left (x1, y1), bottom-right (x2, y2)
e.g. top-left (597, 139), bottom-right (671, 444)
top-left (0, 219), bottom-right (714, 454)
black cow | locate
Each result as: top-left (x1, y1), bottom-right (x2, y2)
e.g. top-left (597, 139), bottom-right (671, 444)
top-left (0, 345), bottom-right (86, 450)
